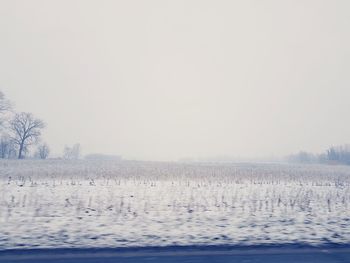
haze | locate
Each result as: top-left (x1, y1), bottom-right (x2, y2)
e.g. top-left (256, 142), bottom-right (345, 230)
top-left (1, 0), bottom-right (349, 161)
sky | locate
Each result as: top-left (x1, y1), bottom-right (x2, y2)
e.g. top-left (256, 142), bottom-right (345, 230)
top-left (0, 0), bottom-right (349, 161)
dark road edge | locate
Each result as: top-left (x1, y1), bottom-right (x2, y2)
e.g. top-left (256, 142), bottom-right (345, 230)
top-left (1, 244), bottom-right (350, 259)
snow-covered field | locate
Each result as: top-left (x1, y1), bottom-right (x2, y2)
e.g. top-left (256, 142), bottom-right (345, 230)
top-left (1, 160), bottom-right (350, 249)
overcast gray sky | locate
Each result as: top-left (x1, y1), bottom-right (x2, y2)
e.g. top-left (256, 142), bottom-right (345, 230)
top-left (1, 0), bottom-right (349, 161)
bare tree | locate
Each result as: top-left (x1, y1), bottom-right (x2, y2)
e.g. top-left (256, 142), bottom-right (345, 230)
top-left (0, 136), bottom-right (17, 159)
top-left (0, 91), bottom-right (11, 114)
top-left (0, 136), bottom-right (9, 158)
top-left (36, 143), bottom-right (50, 159)
top-left (63, 143), bottom-right (81, 160)
top-left (326, 144), bottom-right (350, 165)
top-left (0, 91), bottom-right (12, 130)
top-left (10, 112), bottom-right (45, 159)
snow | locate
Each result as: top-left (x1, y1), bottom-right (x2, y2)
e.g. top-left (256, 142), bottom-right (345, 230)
top-left (1, 160), bottom-right (350, 249)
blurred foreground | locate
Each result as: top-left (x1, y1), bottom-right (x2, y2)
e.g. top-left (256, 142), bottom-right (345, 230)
top-left (1, 246), bottom-right (350, 263)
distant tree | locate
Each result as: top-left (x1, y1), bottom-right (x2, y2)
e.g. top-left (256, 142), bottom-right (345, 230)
top-left (0, 91), bottom-right (11, 115)
top-left (325, 145), bottom-right (350, 165)
top-left (327, 147), bottom-right (339, 162)
top-left (0, 91), bottom-right (12, 130)
top-left (35, 143), bottom-right (50, 159)
top-left (0, 136), bottom-right (10, 158)
top-left (9, 112), bottom-right (45, 159)
top-left (0, 136), bottom-right (16, 159)
top-left (317, 153), bottom-right (328, 164)
top-left (63, 143), bottom-right (81, 159)
top-left (337, 145), bottom-right (350, 165)
top-left (287, 151), bottom-right (316, 164)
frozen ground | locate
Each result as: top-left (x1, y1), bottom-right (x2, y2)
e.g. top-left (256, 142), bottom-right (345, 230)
top-left (1, 160), bottom-right (350, 249)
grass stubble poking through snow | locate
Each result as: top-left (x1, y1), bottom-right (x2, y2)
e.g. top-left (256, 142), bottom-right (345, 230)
top-left (0, 160), bottom-right (350, 249)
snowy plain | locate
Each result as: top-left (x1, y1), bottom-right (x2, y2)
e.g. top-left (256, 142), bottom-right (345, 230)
top-left (1, 160), bottom-right (350, 250)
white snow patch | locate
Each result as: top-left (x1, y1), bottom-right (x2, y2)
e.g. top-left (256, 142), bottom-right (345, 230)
top-left (1, 160), bottom-right (350, 249)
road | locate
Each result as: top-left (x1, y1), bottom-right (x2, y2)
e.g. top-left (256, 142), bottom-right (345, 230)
top-left (1, 246), bottom-right (350, 263)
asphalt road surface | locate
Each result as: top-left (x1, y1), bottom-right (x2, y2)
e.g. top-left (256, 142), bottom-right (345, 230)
top-left (1, 246), bottom-right (350, 263)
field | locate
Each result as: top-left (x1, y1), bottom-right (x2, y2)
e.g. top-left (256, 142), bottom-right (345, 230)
top-left (1, 160), bottom-right (350, 249)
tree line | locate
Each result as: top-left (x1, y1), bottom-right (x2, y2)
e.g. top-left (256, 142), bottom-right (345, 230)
top-left (0, 91), bottom-right (84, 160)
top-left (0, 91), bottom-right (83, 160)
top-left (287, 144), bottom-right (350, 165)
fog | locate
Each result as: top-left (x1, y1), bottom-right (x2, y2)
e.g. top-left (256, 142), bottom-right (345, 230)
top-left (1, 0), bottom-right (349, 161)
